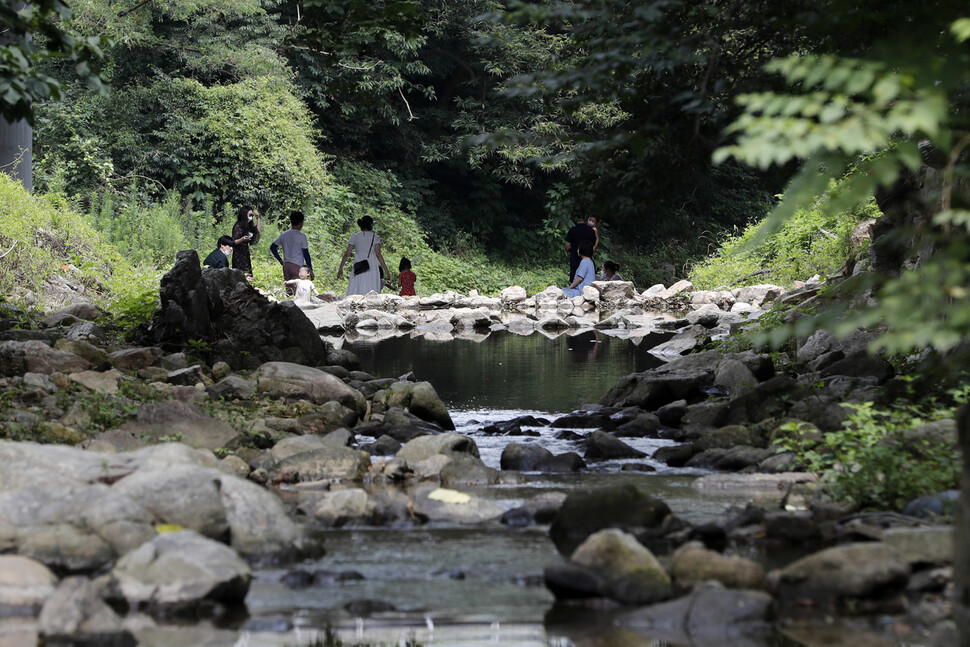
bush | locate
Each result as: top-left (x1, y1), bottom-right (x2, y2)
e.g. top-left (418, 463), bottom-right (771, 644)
top-left (36, 75), bottom-right (332, 218)
top-left (0, 174), bottom-right (127, 302)
top-left (688, 180), bottom-right (882, 290)
top-left (774, 397), bottom-right (962, 511)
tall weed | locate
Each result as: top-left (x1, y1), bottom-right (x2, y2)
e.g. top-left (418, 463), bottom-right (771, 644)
top-left (688, 180), bottom-right (882, 289)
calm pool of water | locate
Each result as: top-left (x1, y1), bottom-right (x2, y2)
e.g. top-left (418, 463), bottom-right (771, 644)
top-left (343, 329), bottom-right (674, 414)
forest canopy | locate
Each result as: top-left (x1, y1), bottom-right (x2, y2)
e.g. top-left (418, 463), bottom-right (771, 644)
top-left (2, 0), bottom-right (968, 300)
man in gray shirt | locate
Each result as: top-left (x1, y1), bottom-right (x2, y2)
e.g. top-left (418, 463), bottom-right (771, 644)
top-left (270, 211), bottom-right (314, 295)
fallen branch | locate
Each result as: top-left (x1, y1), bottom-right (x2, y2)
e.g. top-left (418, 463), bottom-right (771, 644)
top-left (729, 268), bottom-right (772, 286)
top-left (0, 241), bottom-right (16, 259)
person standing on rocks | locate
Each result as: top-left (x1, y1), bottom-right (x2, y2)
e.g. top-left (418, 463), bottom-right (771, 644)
top-left (587, 214), bottom-right (601, 252)
top-left (271, 211), bottom-right (314, 296)
top-left (202, 235), bottom-right (234, 269)
top-left (231, 206), bottom-right (261, 281)
top-left (565, 214), bottom-right (597, 283)
top-left (336, 215), bottom-right (391, 296)
top-left (397, 257), bottom-right (416, 296)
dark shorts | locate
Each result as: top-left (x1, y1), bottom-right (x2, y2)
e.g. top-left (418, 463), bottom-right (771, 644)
top-left (283, 262), bottom-right (302, 295)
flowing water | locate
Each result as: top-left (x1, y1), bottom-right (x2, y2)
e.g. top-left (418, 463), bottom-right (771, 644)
top-left (232, 331), bottom-right (863, 647)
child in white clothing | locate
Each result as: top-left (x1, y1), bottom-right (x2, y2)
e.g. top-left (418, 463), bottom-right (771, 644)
top-left (284, 266), bottom-right (323, 306)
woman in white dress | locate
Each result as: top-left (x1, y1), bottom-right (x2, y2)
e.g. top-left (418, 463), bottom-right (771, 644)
top-left (336, 215), bottom-right (391, 296)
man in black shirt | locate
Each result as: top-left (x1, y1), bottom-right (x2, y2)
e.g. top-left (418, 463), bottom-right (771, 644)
top-left (202, 236), bottom-right (234, 269)
top-left (565, 215), bottom-right (597, 283)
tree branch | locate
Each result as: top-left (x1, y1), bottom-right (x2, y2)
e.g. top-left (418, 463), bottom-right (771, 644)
top-left (119, 0), bottom-right (157, 18)
top-left (399, 87), bottom-right (416, 121)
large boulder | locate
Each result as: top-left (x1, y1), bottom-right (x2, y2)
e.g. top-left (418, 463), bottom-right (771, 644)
top-left (774, 542), bottom-right (910, 612)
top-left (218, 474), bottom-right (323, 560)
top-left (439, 454), bottom-right (509, 486)
top-left (500, 286), bottom-right (527, 302)
top-left (148, 250), bottom-right (329, 368)
top-left (38, 577), bottom-right (135, 647)
top-left (568, 529), bottom-right (671, 604)
top-left (312, 488), bottom-right (378, 527)
top-left (733, 284), bottom-right (784, 307)
top-left (713, 359), bottom-right (758, 399)
top-left (617, 581), bottom-right (773, 642)
top-left (375, 381), bottom-right (455, 430)
top-left (411, 486), bottom-right (504, 524)
top-left (0, 555), bottom-right (58, 616)
top-left (549, 484), bottom-right (671, 556)
top-left (110, 531), bottom-right (250, 613)
top-left (396, 433), bottom-right (480, 465)
top-left (254, 362), bottom-right (366, 419)
top-left (500, 443), bottom-right (553, 471)
top-left (111, 465), bottom-right (229, 542)
top-left (0, 482), bottom-right (153, 572)
top-left (119, 400), bottom-right (242, 451)
top-left (53, 339), bottom-right (111, 370)
top-left (671, 541), bottom-right (766, 591)
top-left (272, 446), bottom-right (371, 483)
top-left (695, 425), bottom-right (766, 451)
top-left (881, 526), bottom-right (954, 567)
top-left (648, 325), bottom-right (710, 358)
top-left (584, 430), bottom-right (647, 461)
top-left (600, 368), bottom-right (714, 410)
top-left (0, 340), bottom-right (90, 376)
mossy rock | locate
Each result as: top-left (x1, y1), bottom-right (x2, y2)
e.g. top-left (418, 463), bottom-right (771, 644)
top-left (549, 484), bottom-right (671, 556)
top-left (695, 424), bottom-right (767, 451)
top-left (36, 421), bottom-right (87, 444)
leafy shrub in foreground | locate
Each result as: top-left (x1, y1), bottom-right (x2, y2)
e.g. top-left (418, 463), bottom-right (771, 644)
top-left (774, 395), bottom-right (963, 511)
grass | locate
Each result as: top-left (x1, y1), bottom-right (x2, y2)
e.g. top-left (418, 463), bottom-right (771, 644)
top-left (687, 181), bottom-right (882, 290)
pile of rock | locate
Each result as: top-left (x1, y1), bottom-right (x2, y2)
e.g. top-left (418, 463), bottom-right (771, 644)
top-left (302, 279), bottom-right (810, 341)
top-left (0, 297), bottom-right (523, 643)
top-left (541, 484), bottom-right (955, 645)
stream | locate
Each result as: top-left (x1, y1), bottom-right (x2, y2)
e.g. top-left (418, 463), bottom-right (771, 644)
top-left (223, 330), bottom-right (804, 647)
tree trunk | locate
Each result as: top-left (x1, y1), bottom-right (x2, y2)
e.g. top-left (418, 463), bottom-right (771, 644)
top-left (956, 404), bottom-right (970, 645)
top-left (0, 2), bottom-right (31, 191)
top-left (0, 116), bottom-right (32, 191)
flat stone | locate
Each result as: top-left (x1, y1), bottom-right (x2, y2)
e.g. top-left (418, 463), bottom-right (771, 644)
top-left (881, 526), bottom-right (953, 566)
top-left (69, 369), bottom-right (123, 394)
top-left (0, 555), bottom-right (57, 616)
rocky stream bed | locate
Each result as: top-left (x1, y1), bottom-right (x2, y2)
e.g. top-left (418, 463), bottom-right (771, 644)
top-left (0, 251), bottom-right (959, 646)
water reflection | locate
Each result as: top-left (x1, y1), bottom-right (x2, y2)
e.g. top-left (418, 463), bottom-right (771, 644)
top-left (342, 329), bottom-right (674, 414)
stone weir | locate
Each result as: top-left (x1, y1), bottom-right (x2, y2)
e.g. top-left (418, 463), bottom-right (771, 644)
top-left (300, 278), bottom-right (822, 357)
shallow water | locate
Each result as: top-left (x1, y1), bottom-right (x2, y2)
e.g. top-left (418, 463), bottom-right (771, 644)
top-left (233, 331), bottom-right (794, 646)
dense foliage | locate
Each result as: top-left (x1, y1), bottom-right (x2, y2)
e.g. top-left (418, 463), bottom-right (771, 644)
top-left (0, 172), bottom-right (153, 314)
top-left (714, 3), bottom-right (970, 355)
top-left (23, 0), bottom-right (819, 286)
top-left (688, 182), bottom-right (882, 290)
top-left (0, 0), bottom-right (105, 124)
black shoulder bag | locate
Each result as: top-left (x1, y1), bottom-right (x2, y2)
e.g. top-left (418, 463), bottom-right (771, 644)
top-left (352, 233), bottom-right (375, 275)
